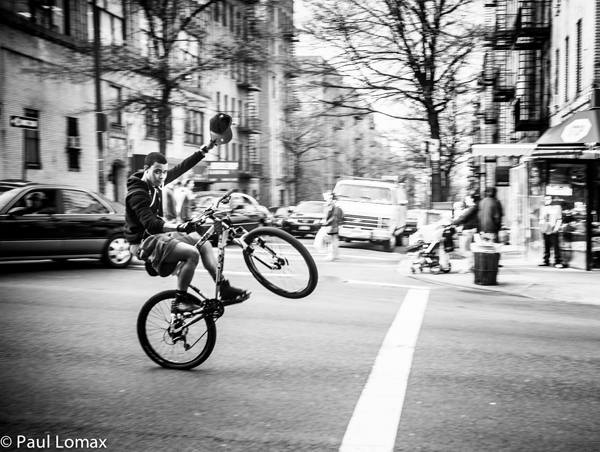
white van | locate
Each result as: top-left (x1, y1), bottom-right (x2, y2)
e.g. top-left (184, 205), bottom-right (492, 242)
top-left (333, 178), bottom-right (408, 252)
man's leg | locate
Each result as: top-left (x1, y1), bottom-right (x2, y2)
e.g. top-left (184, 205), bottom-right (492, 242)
top-left (542, 234), bottom-right (551, 264)
top-left (551, 233), bottom-right (562, 265)
top-left (161, 242), bottom-right (200, 292)
top-left (187, 235), bottom-right (249, 301)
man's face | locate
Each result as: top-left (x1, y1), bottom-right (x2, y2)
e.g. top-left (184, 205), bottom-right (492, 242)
top-left (544, 196), bottom-right (552, 205)
top-left (145, 162), bottom-right (168, 187)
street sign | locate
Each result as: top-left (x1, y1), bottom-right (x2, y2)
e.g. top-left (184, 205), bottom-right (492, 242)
top-left (10, 115), bottom-right (38, 130)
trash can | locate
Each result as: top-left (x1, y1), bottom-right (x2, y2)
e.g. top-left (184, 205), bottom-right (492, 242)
top-left (473, 251), bottom-right (500, 285)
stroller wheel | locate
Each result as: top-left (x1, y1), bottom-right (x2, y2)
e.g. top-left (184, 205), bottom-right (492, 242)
top-left (410, 267), bottom-right (415, 274)
top-left (430, 265), bottom-right (441, 275)
top-left (442, 263), bottom-right (452, 273)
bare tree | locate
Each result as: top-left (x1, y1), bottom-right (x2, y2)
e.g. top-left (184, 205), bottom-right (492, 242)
top-left (300, 0), bottom-right (482, 200)
top-left (27, 0), bottom-right (269, 154)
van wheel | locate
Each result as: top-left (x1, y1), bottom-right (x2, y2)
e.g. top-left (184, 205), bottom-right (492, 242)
top-left (383, 238), bottom-right (395, 253)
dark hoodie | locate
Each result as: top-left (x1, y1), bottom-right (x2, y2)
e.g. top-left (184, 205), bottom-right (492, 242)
top-left (124, 151), bottom-right (205, 244)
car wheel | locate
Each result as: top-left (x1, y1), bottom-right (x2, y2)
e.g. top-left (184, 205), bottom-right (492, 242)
top-left (102, 233), bottom-right (132, 269)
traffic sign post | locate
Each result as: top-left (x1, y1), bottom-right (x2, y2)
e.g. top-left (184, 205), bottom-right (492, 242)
top-left (10, 115), bottom-right (38, 130)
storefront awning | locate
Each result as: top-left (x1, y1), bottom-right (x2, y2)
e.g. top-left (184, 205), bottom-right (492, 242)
top-left (471, 144), bottom-right (537, 157)
top-left (537, 108), bottom-right (600, 144)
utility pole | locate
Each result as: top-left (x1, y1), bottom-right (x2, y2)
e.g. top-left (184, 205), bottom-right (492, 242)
top-left (93, 0), bottom-right (106, 194)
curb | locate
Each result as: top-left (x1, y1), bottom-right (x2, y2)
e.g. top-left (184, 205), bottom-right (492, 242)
top-left (407, 273), bottom-right (539, 299)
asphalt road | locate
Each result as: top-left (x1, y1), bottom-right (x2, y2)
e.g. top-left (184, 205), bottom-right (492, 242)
top-left (0, 240), bottom-right (599, 452)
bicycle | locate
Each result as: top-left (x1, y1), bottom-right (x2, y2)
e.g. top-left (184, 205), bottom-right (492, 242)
top-left (137, 189), bottom-right (319, 370)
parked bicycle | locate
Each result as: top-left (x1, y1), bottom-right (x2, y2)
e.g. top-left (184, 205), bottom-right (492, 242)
top-left (137, 189), bottom-right (319, 370)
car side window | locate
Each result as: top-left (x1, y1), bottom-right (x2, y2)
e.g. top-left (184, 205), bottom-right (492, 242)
top-left (8, 190), bottom-right (58, 215)
top-left (62, 190), bottom-right (109, 215)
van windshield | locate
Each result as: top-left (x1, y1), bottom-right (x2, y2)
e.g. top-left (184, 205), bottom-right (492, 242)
top-left (335, 185), bottom-right (392, 204)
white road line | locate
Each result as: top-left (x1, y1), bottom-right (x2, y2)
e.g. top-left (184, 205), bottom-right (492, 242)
top-left (339, 288), bottom-right (430, 452)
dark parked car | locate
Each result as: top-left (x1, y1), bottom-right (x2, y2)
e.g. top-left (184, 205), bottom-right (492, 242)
top-left (192, 192), bottom-right (268, 238)
top-left (268, 206), bottom-right (294, 228)
top-left (282, 201), bottom-right (325, 237)
top-left (0, 180), bottom-right (132, 268)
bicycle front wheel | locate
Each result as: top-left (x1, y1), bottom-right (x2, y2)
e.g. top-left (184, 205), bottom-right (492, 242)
top-left (137, 290), bottom-right (217, 370)
top-left (242, 227), bottom-right (318, 299)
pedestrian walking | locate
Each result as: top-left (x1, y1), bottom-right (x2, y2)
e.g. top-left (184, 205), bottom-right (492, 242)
top-left (322, 191), bottom-right (344, 261)
top-left (452, 193), bottom-right (480, 273)
top-left (478, 186), bottom-right (503, 243)
top-left (538, 195), bottom-right (564, 268)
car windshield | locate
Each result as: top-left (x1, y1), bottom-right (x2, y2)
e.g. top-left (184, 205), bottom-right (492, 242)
top-left (0, 187), bottom-right (22, 211)
top-left (335, 185), bottom-right (392, 204)
top-left (295, 202), bottom-right (324, 214)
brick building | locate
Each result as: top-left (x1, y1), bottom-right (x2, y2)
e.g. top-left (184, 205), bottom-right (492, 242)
top-left (0, 0), bottom-right (295, 206)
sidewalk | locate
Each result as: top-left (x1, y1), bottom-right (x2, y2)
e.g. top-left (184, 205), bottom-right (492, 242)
top-left (398, 247), bottom-right (600, 306)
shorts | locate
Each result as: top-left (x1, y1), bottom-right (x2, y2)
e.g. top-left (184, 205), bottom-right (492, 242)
top-left (131, 232), bottom-right (197, 277)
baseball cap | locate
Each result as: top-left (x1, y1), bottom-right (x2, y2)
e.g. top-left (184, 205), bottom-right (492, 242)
top-left (209, 113), bottom-right (233, 144)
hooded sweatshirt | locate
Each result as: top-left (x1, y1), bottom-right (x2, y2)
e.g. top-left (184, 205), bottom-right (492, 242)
top-left (124, 151), bottom-right (205, 244)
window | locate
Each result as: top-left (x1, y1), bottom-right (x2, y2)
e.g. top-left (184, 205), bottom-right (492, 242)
top-left (24, 109), bottom-right (41, 169)
top-left (222, 1), bottom-right (227, 27)
top-left (87, 1), bottom-right (124, 45)
top-left (9, 190), bottom-right (57, 215)
top-left (576, 20), bottom-right (582, 94)
top-left (564, 36), bottom-right (569, 102)
top-left (230, 5), bottom-right (235, 32)
top-left (214, 2), bottom-right (220, 22)
top-left (66, 117), bottom-right (81, 170)
top-left (107, 85), bottom-right (122, 126)
top-left (224, 95), bottom-right (228, 114)
top-left (216, 92), bottom-right (221, 112)
top-left (185, 110), bottom-right (204, 146)
top-left (554, 49), bottom-right (559, 96)
top-left (62, 190), bottom-right (109, 215)
top-left (232, 143), bottom-right (237, 162)
top-left (146, 110), bottom-right (172, 140)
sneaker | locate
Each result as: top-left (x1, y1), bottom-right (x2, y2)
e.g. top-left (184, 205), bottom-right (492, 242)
top-left (538, 263), bottom-right (550, 267)
top-left (220, 280), bottom-right (250, 303)
top-left (458, 269), bottom-right (470, 274)
top-left (171, 293), bottom-right (203, 313)
top-left (555, 263), bottom-right (564, 269)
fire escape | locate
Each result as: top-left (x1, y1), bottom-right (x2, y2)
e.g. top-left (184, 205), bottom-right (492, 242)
top-left (480, 0), bottom-right (550, 142)
top-left (238, 0), bottom-right (262, 179)
top-left (512, 1), bottom-right (550, 132)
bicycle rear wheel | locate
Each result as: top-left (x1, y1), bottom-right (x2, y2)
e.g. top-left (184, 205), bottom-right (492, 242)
top-left (137, 290), bottom-right (217, 370)
top-left (242, 227), bottom-right (318, 299)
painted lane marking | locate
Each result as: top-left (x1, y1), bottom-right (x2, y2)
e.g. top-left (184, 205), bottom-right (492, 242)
top-left (339, 288), bottom-right (430, 452)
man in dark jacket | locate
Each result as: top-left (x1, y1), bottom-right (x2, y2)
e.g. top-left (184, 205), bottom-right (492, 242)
top-left (125, 150), bottom-right (249, 313)
top-left (478, 186), bottom-right (503, 242)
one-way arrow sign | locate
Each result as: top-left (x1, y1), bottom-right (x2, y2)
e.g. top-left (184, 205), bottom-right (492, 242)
top-left (10, 115), bottom-right (38, 130)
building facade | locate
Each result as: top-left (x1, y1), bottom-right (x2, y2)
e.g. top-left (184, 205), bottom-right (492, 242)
top-left (0, 0), bottom-right (294, 206)
top-left (473, 0), bottom-right (600, 270)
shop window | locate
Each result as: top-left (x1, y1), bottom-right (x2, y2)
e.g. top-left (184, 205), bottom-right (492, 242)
top-left (24, 109), bottom-right (41, 169)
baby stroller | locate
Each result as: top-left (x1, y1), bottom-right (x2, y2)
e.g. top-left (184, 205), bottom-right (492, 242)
top-left (407, 224), bottom-right (456, 274)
